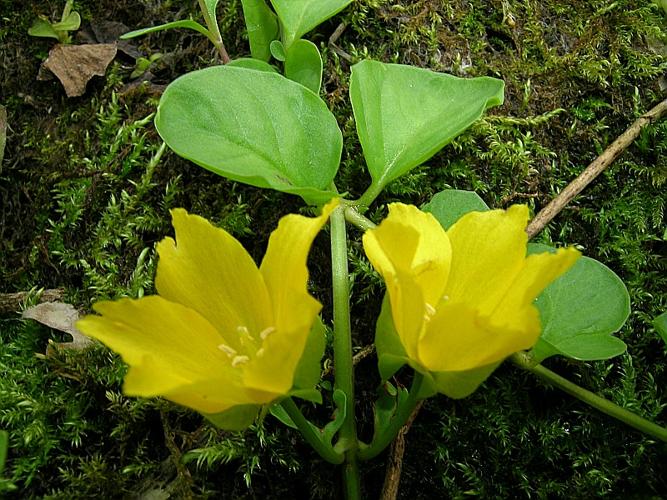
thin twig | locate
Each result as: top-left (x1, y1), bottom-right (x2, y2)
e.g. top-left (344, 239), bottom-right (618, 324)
top-left (526, 98), bottom-right (667, 238)
top-left (322, 344), bottom-right (375, 379)
top-left (380, 401), bottom-right (425, 500)
top-left (0, 288), bottom-right (64, 314)
top-left (329, 22), bottom-right (353, 62)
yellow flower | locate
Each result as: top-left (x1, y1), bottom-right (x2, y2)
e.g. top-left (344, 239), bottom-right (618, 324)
top-left (363, 203), bottom-right (579, 398)
top-left (77, 200), bottom-right (338, 424)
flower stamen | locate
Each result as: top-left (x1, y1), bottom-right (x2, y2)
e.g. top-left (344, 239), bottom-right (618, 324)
top-left (259, 326), bottom-right (276, 340)
top-left (217, 343), bottom-right (237, 357)
top-left (231, 355), bottom-right (250, 367)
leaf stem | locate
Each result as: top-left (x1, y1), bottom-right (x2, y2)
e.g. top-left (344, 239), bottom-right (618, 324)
top-left (330, 206), bottom-right (361, 499)
top-left (343, 207), bottom-right (377, 231)
top-left (354, 183), bottom-right (384, 210)
top-left (197, 0), bottom-right (231, 63)
top-left (511, 352), bottom-right (667, 442)
top-left (358, 372), bottom-right (424, 461)
top-left (279, 398), bottom-right (344, 464)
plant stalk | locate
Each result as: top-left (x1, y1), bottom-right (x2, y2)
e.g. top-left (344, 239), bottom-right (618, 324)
top-left (511, 353), bottom-right (667, 442)
top-left (197, 0), bottom-right (231, 63)
top-left (358, 372), bottom-right (425, 461)
top-left (279, 398), bottom-right (344, 464)
top-left (330, 206), bottom-right (361, 499)
top-left (344, 207), bottom-right (377, 231)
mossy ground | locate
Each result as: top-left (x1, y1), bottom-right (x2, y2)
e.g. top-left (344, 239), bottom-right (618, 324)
top-left (1, 0), bottom-right (666, 498)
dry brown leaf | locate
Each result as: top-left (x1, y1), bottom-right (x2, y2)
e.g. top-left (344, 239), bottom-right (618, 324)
top-left (22, 301), bottom-right (94, 354)
top-left (41, 43), bottom-right (117, 97)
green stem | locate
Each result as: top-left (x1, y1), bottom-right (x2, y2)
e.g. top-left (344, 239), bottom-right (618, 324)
top-left (279, 398), bottom-right (344, 464)
top-left (354, 182), bottom-right (385, 210)
top-left (512, 352), bottom-right (667, 442)
top-left (330, 206), bottom-right (361, 499)
top-left (358, 372), bottom-right (425, 461)
top-left (197, 0), bottom-right (231, 63)
top-left (344, 207), bottom-right (377, 231)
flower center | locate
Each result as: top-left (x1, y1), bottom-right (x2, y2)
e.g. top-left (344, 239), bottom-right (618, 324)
top-left (217, 324), bottom-right (276, 368)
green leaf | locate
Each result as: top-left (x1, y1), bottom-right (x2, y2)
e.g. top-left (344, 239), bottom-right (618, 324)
top-left (652, 311), bottom-right (667, 345)
top-left (155, 66), bottom-right (342, 205)
top-left (202, 0), bottom-right (220, 22)
top-left (269, 39), bottom-right (286, 61)
top-left (227, 57), bottom-right (278, 73)
top-left (203, 404), bottom-right (260, 430)
top-left (284, 39), bottom-right (323, 93)
top-left (350, 60), bottom-right (504, 193)
top-left (120, 20), bottom-right (211, 40)
top-left (28, 18), bottom-right (61, 40)
top-left (52, 11), bottom-right (80, 32)
top-left (375, 295), bottom-right (410, 382)
top-left (372, 383), bottom-right (409, 440)
top-left (290, 317), bottom-right (326, 403)
top-left (0, 430), bottom-right (7, 474)
top-left (422, 189), bottom-right (490, 229)
top-left (529, 243), bottom-right (629, 362)
top-left (323, 390), bottom-right (347, 446)
top-left (269, 404), bottom-right (298, 428)
top-left (241, 0), bottom-right (279, 61)
top-left (270, 0), bottom-right (352, 49)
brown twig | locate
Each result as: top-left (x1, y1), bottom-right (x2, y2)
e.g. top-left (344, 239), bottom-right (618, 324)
top-left (322, 344), bottom-right (375, 379)
top-left (329, 22), bottom-right (353, 62)
top-left (0, 288), bottom-right (64, 314)
top-left (380, 400), bottom-right (425, 500)
top-left (526, 98), bottom-right (667, 238)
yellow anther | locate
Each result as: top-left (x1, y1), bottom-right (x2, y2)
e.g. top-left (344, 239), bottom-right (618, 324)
top-left (231, 355), bottom-right (250, 367)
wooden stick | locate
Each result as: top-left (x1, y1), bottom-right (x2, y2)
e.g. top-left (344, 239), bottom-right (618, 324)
top-left (0, 288), bottom-right (65, 314)
top-left (380, 401), bottom-right (424, 500)
top-left (526, 98), bottom-right (667, 238)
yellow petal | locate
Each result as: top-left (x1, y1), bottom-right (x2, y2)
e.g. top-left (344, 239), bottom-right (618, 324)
top-left (155, 209), bottom-right (273, 352)
top-left (491, 247), bottom-right (580, 329)
top-left (445, 205), bottom-right (529, 315)
top-left (363, 203), bottom-right (451, 307)
top-left (76, 296), bottom-right (264, 413)
top-left (417, 302), bottom-right (540, 371)
top-left (247, 199), bottom-right (338, 393)
top-left (362, 203), bottom-right (452, 359)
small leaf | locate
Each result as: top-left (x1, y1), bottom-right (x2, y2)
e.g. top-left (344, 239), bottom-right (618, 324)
top-left (120, 20), bottom-right (211, 40)
top-left (203, 404), bottom-right (260, 431)
top-left (291, 317), bottom-right (326, 402)
top-left (28, 18), bottom-right (61, 40)
top-left (227, 57), bottom-right (278, 73)
top-left (269, 39), bottom-right (286, 61)
top-left (375, 295), bottom-right (409, 382)
top-left (529, 243), bottom-right (629, 362)
top-left (241, 0), bottom-right (279, 61)
top-left (52, 11), bottom-right (81, 32)
top-left (323, 389), bottom-right (347, 446)
top-left (284, 39), bottom-right (323, 93)
top-left (371, 383), bottom-right (408, 440)
top-left (350, 60), bottom-right (504, 193)
top-left (422, 189), bottom-right (490, 229)
top-left (653, 311), bottom-right (667, 345)
top-left (202, 0), bottom-right (221, 22)
top-left (0, 430), bottom-right (7, 474)
top-left (269, 404), bottom-right (297, 428)
top-left (155, 66), bottom-right (341, 205)
top-left (270, 0), bottom-right (352, 49)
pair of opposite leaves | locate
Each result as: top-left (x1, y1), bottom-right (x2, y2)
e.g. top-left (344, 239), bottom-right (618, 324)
top-left (154, 60), bottom-right (505, 205)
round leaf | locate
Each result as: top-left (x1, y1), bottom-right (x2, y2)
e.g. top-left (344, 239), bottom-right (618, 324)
top-left (155, 66), bottom-right (341, 205)
top-left (529, 243), bottom-right (630, 362)
top-left (270, 0), bottom-right (352, 49)
top-left (422, 189), bottom-right (490, 229)
top-left (285, 39), bottom-right (323, 94)
top-left (350, 60), bottom-right (504, 192)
